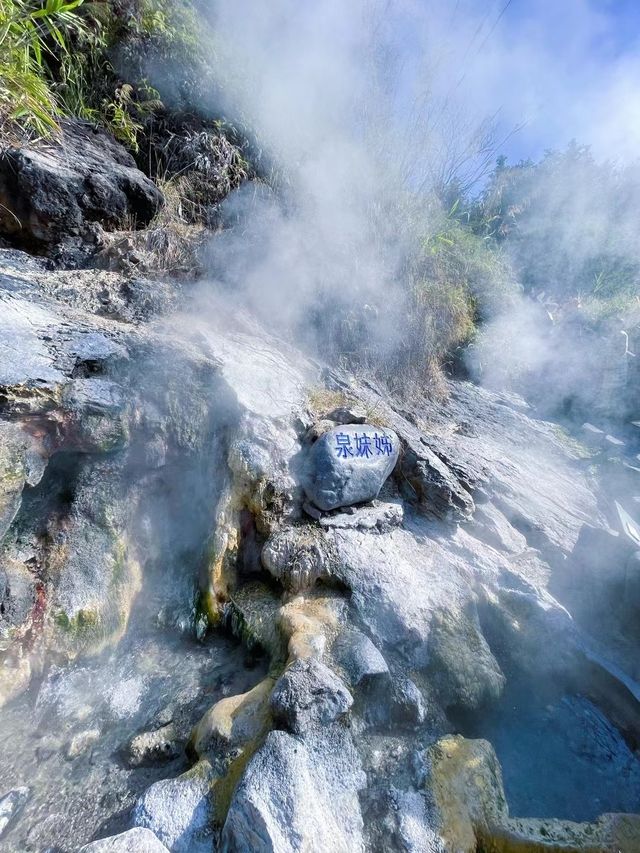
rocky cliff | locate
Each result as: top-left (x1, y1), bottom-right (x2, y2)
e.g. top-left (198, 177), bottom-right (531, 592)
top-left (0, 217), bottom-right (639, 852)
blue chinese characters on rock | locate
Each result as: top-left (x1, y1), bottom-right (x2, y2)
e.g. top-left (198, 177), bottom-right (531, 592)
top-left (334, 432), bottom-right (393, 459)
top-left (304, 423), bottom-right (400, 512)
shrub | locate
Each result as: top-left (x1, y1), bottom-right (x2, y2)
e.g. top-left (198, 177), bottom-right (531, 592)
top-left (386, 200), bottom-right (519, 388)
top-left (0, 0), bottom-right (209, 149)
top-left (473, 146), bottom-right (640, 329)
top-left (0, 0), bottom-right (87, 138)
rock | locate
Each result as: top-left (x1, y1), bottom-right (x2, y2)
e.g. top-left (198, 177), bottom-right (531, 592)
top-left (50, 460), bottom-right (143, 658)
top-left (0, 422), bottom-right (45, 540)
top-left (396, 433), bottom-right (475, 521)
top-left (331, 629), bottom-right (389, 690)
top-left (278, 592), bottom-right (346, 662)
top-left (62, 378), bottom-right (129, 453)
top-left (0, 557), bottom-right (38, 648)
top-left (126, 723), bottom-right (182, 767)
top-left (427, 607), bottom-right (505, 711)
top-left (78, 827), bottom-right (170, 852)
top-left (190, 677), bottom-right (274, 757)
top-left (262, 527), bottom-right (335, 591)
top-left (324, 406), bottom-right (367, 424)
top-left (0, 121), bottom-right (163, 251)
top-left (220, 728), bottom-right (365, 853)
top-left (270, 658), bottom-right (353, 734)
top-left (562, 524), bottom-right (634, 624)
top-left (469, 502), bottom-right (527, 555)
top-left (304, 424), bottom-right (400, 512)
top-left (66, 727), bottom-right (101, 759)
top-left (0, 654), bottom-right (31, 708)
top-left (302, 500), bottom-right (323, 520)
top-left (350, 377), bottom-right (600, 547)
top-left (223, 582), bottom-right (285, 661)
top-left (0, 786), bottom-right (29, 838)
top-left (330, 521), bottom-right (470, 669)
top-left (428, 735), bottom-right (507, 852)
top-left (132, 773), bottom-right (214, 853)
top-left (393, 789), bottom-right (444, 853)
top-left (318, 498), bottom-right (404, 531)
top-left (428, 735), bottom-right (640, 853)
top-left (390, 676), bottom-right (426, 726)
top-left (303, 419), bottom-right (341, 445)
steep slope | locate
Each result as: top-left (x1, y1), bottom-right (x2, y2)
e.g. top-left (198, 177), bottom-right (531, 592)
top-left (0, 248), bottom-right (639, 852)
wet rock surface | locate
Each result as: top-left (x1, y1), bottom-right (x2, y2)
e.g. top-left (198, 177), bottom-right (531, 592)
top-left (0, 243), bottom-right (639, 852)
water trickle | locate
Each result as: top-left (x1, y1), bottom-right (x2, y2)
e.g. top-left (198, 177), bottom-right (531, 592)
top-left (0, 624), bottom-right (265, 852)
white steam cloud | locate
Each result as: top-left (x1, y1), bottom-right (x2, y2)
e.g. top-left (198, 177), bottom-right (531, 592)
top-left (175, 0), bottom-right (639, 417)
top-left (191, 0), bottom-right (523, 363)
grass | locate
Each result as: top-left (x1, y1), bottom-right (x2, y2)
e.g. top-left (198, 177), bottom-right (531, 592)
top-left (306, 387), bottom-right (351, 417)
top-left (0, 0), bottom-right (87, 138)
top-left (0, 0), bottom-right (208, 149)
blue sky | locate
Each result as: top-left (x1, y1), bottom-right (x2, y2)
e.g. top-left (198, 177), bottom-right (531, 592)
top-left (424, 0), bottom-right (640, 165)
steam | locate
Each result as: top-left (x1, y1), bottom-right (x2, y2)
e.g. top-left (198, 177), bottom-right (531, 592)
top-left (191, 0), bottom-right (505, 366)
top-left (165, 0), bottom-right (639, 419)
top-left (467, 146), bottom-right (640, 422)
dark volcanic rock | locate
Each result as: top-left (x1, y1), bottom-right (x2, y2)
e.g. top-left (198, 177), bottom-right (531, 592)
top-left (390, 675), bottom-right (427, 726)
top-left (0, 121), bottom-right (163, 251)
top-left (270, 658), bottom-right (353, 734)
top-left (331, 629), bottom-right (390, 690)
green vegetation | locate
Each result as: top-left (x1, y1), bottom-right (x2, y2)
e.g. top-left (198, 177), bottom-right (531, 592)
top-left (0, 0), bottom-right (86, 137)
top-left (0, 0), bottom-right (213, 148)
top-left (407, 204), bottom-right (517, 374)
top-left (55, 607), bottom-right (100, 634)
top-left (470, 144), bottom-right (640, 327)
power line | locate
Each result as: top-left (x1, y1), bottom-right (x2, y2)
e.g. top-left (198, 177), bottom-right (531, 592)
top-left (457, 3), bottom-right (496, 72)
top-left (474, 0), bottom-right (515, 57)
top-left (455, 0), bottom-right (515, 90)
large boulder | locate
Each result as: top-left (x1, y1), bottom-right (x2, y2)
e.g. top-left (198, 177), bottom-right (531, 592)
top-left (220, 728), bottom-right (365, 853)
top-left (131, 773), bottom-right (214, 853)
top-left (270, 658), bottom-right (353, 734)
top-left (0, 121), bottom-right (163, 250)
top-left (304, 424), bottom-right (399, 512)
top-left (79, 828), bottom-right (169, 852)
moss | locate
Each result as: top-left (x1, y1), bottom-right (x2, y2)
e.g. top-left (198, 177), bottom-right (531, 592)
top-left (111, 537), bottom-right (128, 587)
top-left (213, 733), bottom-right (266, 826)
top-left (54, 608), bottom-right (101, 636)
